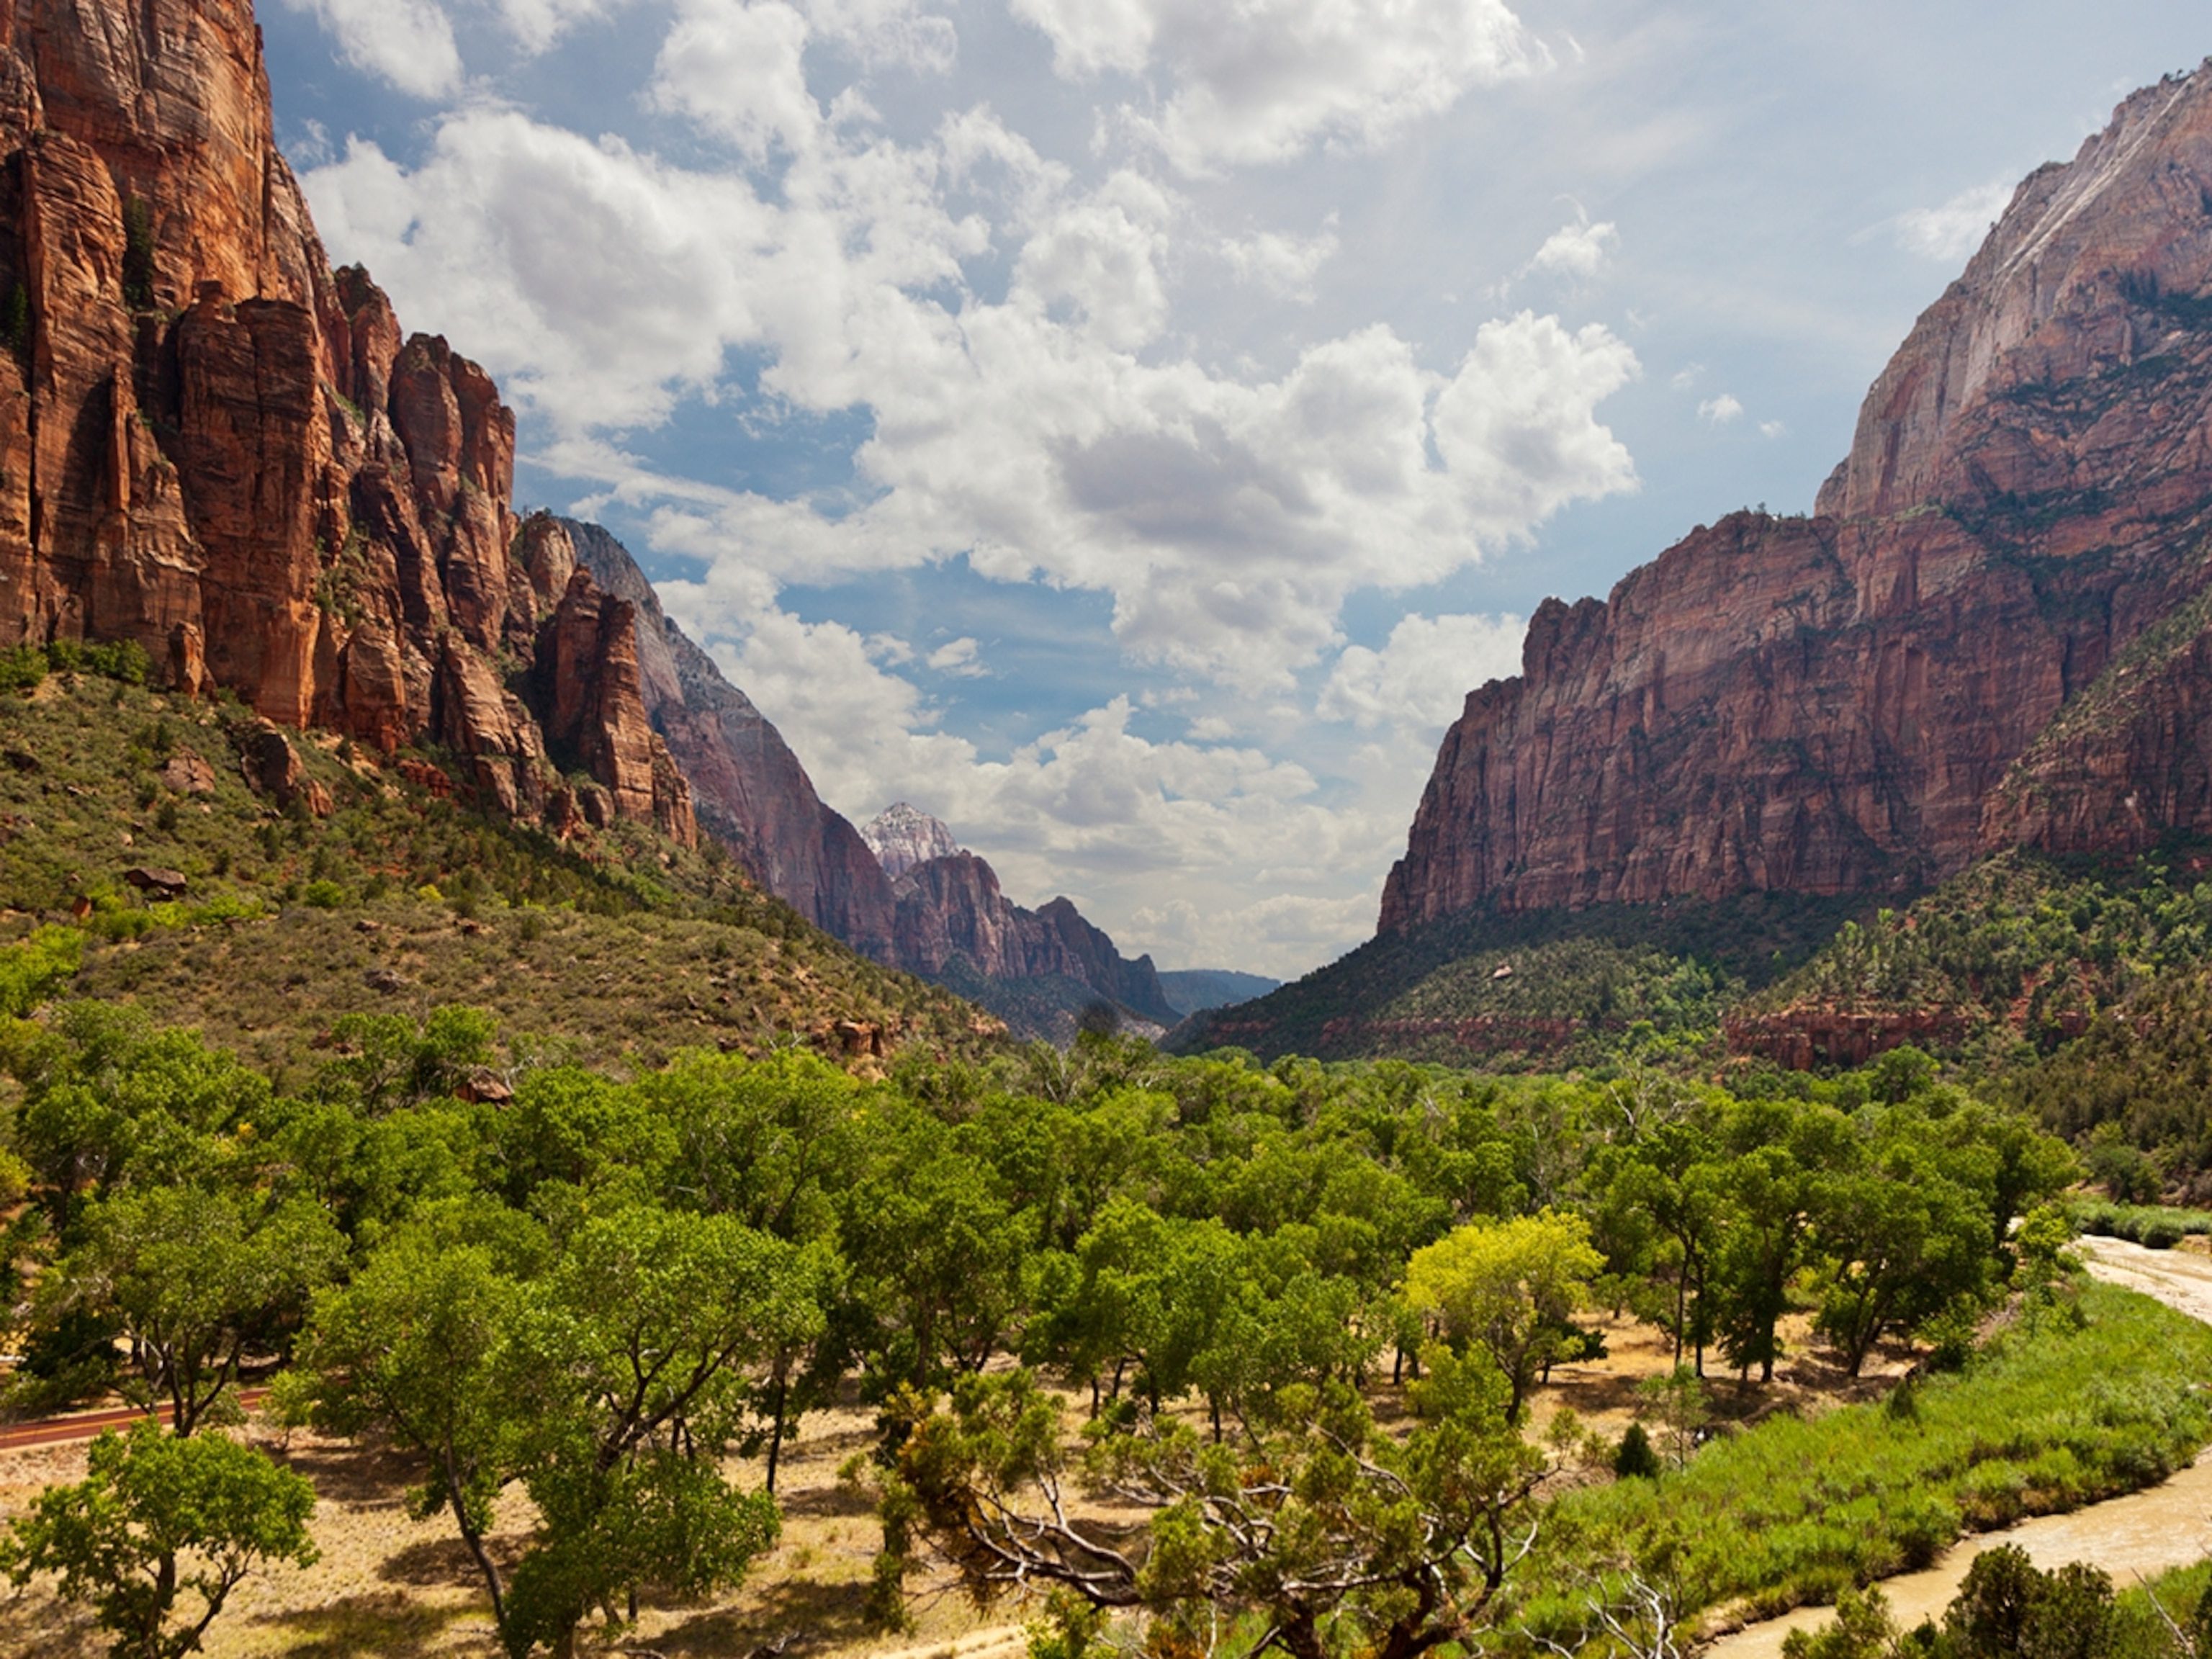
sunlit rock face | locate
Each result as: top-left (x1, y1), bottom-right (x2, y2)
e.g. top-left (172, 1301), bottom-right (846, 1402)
top-left (860, 803), bottom-right (963, 881)
top-left (0, 0), bottom-right (690, 842)
top-left (1384, 62), bottom-right (2212, 935)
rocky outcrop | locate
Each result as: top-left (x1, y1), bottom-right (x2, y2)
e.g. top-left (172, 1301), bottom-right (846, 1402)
top-left (890, 852), bottom-right (1178, 1025)
top-left (1383, 60), bottom-right (2212, 937)
top-left (559, 516), bottom-right (892, 954)
top-left (0, 0), bottom-right (684, 845)
top-left (860, 802), bottom-right (961, 878)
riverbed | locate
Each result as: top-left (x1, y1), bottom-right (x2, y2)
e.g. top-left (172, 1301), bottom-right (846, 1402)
top-left (1704, 1237), bottom-right (2212, 1659)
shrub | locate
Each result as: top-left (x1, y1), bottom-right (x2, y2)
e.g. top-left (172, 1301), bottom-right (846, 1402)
top-left (0, 643), bottom-right (46, 693)
top-left (1614, 1421), bottom-right (1661, 1480)
top-left (300, 879), bottom-right (349, 910)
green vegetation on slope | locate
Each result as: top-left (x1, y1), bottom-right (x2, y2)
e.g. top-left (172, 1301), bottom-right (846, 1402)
top-left (1739, 847), bottom-right (2212, 1058)
top-left (1174, 889), bottom-right (1872, 1065)
top-left (1732, 843), bottom-right (2212, 1186)
top-left (0, 673), bottom-right (992, 1074)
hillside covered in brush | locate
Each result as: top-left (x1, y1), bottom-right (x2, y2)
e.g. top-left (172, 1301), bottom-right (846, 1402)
top-left (0, 652), bottom-right (996, 1082)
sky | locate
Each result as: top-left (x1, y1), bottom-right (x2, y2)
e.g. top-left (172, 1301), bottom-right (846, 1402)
top-left (261, 0), bottom-right (2212, 980)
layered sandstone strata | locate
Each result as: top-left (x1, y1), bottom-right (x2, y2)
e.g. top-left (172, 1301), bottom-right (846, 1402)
top-left (0, 0), bottom-right (691, 843)
top-left (1382, 63), bottom-right (2212, 935)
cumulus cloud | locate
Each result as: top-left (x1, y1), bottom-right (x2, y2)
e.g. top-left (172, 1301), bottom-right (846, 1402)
top-left (297, 0), bottom-right (1645, 974)
top-left (1319, 613), bottom-right (1527, 731)
top-left (650, 595), bottom-right (1403, 974)
top-left (650, 0), bottom-right (822, 161)
top-left (1219, 223), bottom-right (1340, 302)
top-left (277, 0), bottom-right (462, 98)
top-left (486, 0), bottom-right (639, 53)
top-left (1009, 0), bottom-right (1542, 173)
top-left (1528, 215), bottom-right (1617, 279)
top-left (926, 637), bottom-right (984, 675)
top-left (1892, 179), bottom-right (2013, 264)
top-left (315, 83), bottom-right (1640, 691)
top-left (802, 0), bottom-right (958, 70)
top-left (1698, 392), bottom-right (1743, 424)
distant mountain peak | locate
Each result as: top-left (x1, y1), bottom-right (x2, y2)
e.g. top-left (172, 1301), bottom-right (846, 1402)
top-left (860, 804), bottom-right (963, 878)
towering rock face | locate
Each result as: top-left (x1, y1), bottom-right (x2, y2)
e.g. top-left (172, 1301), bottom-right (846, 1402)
top-left (0, 0), bottom-right (690, 844)
top-left (559, 517), bottom-right (896, 956)
top-left (1382, 62), bottom-right (2212, 935)
top-left (860, 802), bottom-right (962, 878)
top-left (554, 517), bottom-right (1175, 1026)
top-left (888, 852), bottom-right (1179, 1026)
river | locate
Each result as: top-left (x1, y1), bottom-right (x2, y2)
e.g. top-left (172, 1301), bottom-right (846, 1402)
top-left (1704, 1237), bottom-right (2212, 1659)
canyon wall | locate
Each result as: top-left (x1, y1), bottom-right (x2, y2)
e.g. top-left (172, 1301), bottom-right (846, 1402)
top-left (1382, 63), bottom-right (2212, 935)
top-left (0, 0), bottom-right (691, 842)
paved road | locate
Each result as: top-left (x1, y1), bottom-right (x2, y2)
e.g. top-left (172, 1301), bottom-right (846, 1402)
top-left (0, 1388), bottom-right (271, 1452)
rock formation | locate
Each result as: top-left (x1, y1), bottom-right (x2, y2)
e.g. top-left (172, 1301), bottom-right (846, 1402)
top-left (554, 519), bottom-right (1173, 1025)
top-left (1382, 62), bottom-right (2212, 936)
top-left (0, 0), bottom-right (691, 845)
top-left (860, 802), bottom-right (961, 879)
top-left (559, 516), bottom-right (899, 956)
top-left (885, 850), bottom-right (1178, 1026)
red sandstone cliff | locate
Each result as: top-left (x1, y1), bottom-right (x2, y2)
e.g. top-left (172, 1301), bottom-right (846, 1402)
top-left (559, 516), bottom-right (896, 953)
top-left (889, 852), bottom-right (1178, 1025)
top-left (0, 0), bottom-right (691, 844)
top-left (1382, 62), bottom-right (2212, 935)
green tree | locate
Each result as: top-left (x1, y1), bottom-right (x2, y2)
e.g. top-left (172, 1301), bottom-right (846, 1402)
top-left (1809, 1141), bottom-right (1992, 1376)
top-left (1403, 1209), bottom-right (1603, 1419)
top-left (496, 1205), bottom-right (800, 1655)
top-left (0, 1421), bottom-right (317, 1659)
top-left (897, 1351), bottom-right (1555, 1659)
top-left (60, 1186), bottom-right (343, 1434)
top-left (279, 1207), bottom-right (542, 1631)
top-left (841, 1117), bottom-right (1033, 1389)
top-left (1942, 1546), bottom-right (2116, 1659)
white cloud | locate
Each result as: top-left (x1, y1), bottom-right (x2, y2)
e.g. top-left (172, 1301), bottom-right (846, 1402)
top-left (486, 0), bottom-right (639, 53)
top-left (278, 0), bottom-right (462, 99)
top-left (1698, 392), bottom-right (1743, 424)
top-left (650, 598), bottom-right (1401, 974)
top-left (1010, 0), bottom-right (1542, 174)
top-left (1219, 223), bottom-right (1340, 302)
top-left (319, 89), bottom-right (1642, 690)
top-left (801, 0), bottom-right (957, 71)
top-left (1761, 419), bottom-right (1787, 439)
top-left (651, 0), bottom-right (822, 162)
top-left (296, 0), bottom-right (1642, 975)
top-left (1319, 613), bottom-right (1527, 731)
top-left (1892, 179), bottom-right (2013, 264)
top-left (926, 636), bottom-right (984, 674)
top-left (1529, 215), bottom-right (1617, 279)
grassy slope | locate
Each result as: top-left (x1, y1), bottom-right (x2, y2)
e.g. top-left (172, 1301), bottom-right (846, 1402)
top-left (1172, 889), bottom-right (1872, 1065)
top-left (0, 674), bottom-right (995, 1077)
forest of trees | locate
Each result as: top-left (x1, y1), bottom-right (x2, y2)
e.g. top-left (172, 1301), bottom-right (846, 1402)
top-left (0, 989), bottom-right (2111, 1658)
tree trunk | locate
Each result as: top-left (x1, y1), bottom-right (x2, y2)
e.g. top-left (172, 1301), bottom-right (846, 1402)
top-left (765, 1370), bottom-right (790, 1494)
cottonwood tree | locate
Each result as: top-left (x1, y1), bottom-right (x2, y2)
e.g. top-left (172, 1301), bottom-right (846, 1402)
top-left (896, 1349), bottom-right (1558, 1659)
top-left (60, 1184), bottom-right (343, 1434)
top-left (0, 1421), bottom-right (317, 1659)
top-left (278, 1208), bottom-right (539, 1633)
top-left (493, 1204), bottom-right (806, 1655)
top-left (286, 1200), bottom-right (815, 1657)
top-left (1403, 1210), bottom-right (1604, 1420)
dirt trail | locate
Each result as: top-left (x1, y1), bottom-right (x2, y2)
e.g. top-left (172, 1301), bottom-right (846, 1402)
top-left (1701, 1238), bottom-right (2212, 1659)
